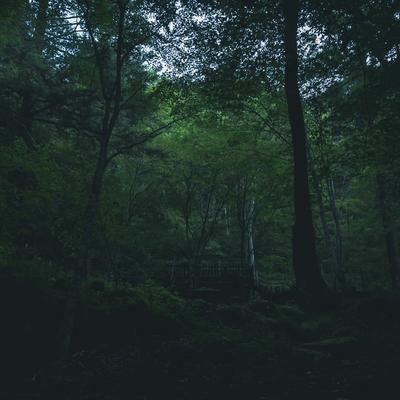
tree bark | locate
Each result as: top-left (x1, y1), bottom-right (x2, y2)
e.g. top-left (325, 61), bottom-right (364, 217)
top-left (283, 0), bottom-right (327, 299)
top-left (236, 178), bottom-right (249, 268)
top-left (245, 198), bottom-right (257, 288)
top-left (326, 176), bottom-right (345, 289)
top-left (309, 153), bottom-right (331, 269)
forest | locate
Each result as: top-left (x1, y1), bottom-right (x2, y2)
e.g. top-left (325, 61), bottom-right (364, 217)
top-left (1, 0), bottom-right (400, 399)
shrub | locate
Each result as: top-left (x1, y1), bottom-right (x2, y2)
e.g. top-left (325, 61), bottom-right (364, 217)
top-left (130, 279), bottom-right (185, 319)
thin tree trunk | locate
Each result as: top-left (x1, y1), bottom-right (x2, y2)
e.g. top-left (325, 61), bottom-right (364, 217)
top-left (223, 207), bottom-right (230, 236)
top-left (309, 154), bottom-right (331, 271)
top-left (326, 176), bottom-right (345, 289)
top-left (236, 179), bottom-right (248, 268)
top-left (49, 140), bottom-right (108, 387)
top-left (245, 199), bottom-right (257, 289)
top-left (240, 220), bottom-right (246, 268)
top-left (283, 0), bottom-right (327, 299)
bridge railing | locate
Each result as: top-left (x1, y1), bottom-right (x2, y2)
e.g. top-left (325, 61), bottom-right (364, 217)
top-left (109, 262), bottom-right (295, 294)
top-left (170, 263), bottom-right (254, 287)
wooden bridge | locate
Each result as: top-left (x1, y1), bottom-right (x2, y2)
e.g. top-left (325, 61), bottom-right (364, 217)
top-left (115, 262), bottom-right (294, 301)
top-left (107, 261), bottom-right (388, 298)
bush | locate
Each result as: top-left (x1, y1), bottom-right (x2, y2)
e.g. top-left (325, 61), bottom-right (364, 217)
top-left (130, 279), bottom-right (186, 319)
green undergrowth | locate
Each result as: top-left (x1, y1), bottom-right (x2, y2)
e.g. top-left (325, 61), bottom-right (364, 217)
top-left (2, 269), bottom-right (400, 399)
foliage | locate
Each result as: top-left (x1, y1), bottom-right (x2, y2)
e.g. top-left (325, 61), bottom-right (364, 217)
top-left (1, 0), bottom-right (400, 397)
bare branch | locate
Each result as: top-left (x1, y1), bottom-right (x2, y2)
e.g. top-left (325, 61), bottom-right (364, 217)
top-left (106, 117), bottom-right (184, 163)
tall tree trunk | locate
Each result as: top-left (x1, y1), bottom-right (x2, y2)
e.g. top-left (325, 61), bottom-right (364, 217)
top-left (236, 179), bottom-right (249, 268)
top-left (283, 0), bottom-right (327, 299)
top-left (49, 139), bottom-right (109, 387)
top-left (309, 154), bottom-right (331, 272)
top-left (51, 2), bottom-right (128, 383)
top-left (377, 173), bottom-right (400, 289)
top-left (240, 215), bottom-right (246, 268)
top-left (309, 142), bottom-right (345, 289)
top-left (326, 176), bottom-right (345, 289)
top-left (245, 199), bottom-right (257, 288)
top-left (223, 206), bottom-right (230, 236)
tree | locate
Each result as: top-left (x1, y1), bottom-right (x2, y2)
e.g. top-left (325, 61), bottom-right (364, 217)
top-left (0, 0), bottom-right (50, 149)
top-left (282, 0), bottom-right (327, 299)
top-left (49, 0), bottom-right (179, 384)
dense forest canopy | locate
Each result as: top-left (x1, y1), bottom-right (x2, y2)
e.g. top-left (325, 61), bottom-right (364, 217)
top-left (2, 0), bottom-right (399, 288)
top-left (1, 0), bottom-right (400, 397)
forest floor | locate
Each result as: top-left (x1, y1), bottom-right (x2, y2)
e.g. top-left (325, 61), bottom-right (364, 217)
top-left (2, 273), bottom-right (400, 400)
